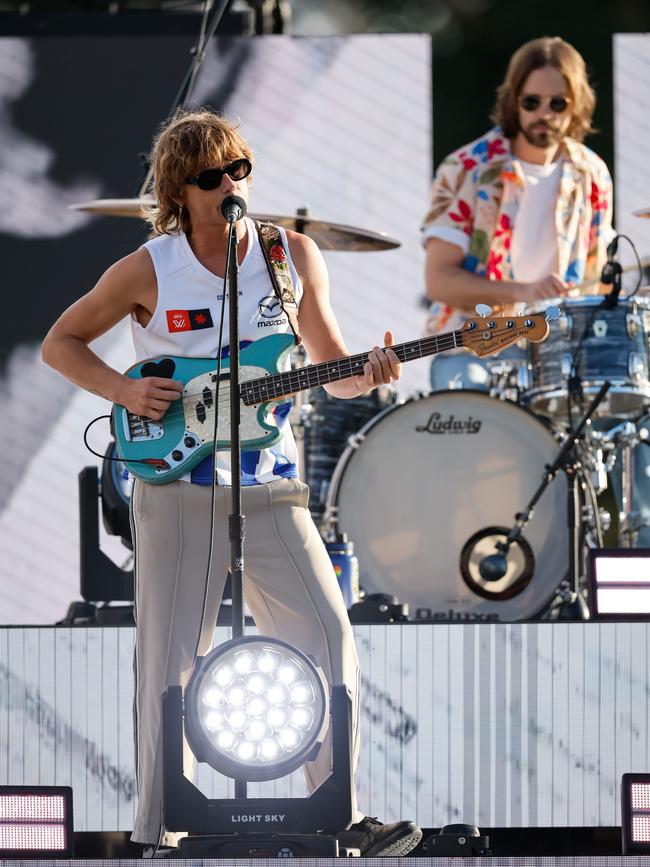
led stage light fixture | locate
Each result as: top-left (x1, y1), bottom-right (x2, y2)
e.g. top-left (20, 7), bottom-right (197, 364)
top-left (184, 635), bottom-right (329, 782)
top-left (0, 786), bottom-right (73, 858)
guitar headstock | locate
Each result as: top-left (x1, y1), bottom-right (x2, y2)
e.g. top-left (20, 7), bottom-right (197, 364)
top-left (459, 307), bottom-right (558, 358)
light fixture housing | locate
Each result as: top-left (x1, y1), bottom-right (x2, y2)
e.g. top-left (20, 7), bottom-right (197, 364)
top-left (184, 635), bottom-right (329, 782)
top-left (588, 548), bottom-right (650, 619)
top-left (622, 773), bottom-right (650, 854)
top-left (0, 786), bottom-right (73, 858)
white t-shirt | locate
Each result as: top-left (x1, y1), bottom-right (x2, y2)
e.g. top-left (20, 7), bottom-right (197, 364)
top-left (422, 158), bottom-right (563, 283)
top-left (510, 158), bottom-right (562, 282)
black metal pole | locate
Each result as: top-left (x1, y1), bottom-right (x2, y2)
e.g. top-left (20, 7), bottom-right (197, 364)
top-left (137, 0), bottom-right (234, 198)
top-left (225, 222), bottom-right (245, 641)
top-left (225, 219), bottom-right (247, 799)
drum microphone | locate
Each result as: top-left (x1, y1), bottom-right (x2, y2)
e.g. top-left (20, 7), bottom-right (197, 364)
top-left (478, 550), bottom-right (509, 582)
top-left (601, 235), bottom-right (623, 309)
top-left (221, 194), bottom-right (247, 223)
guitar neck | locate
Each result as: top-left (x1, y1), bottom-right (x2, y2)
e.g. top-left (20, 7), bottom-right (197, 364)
top-left (240, 330), bottom-right (462, 406)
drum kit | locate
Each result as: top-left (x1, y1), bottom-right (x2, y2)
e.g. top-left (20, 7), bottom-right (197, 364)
top-left (72, 196), bottom-right (650, 623)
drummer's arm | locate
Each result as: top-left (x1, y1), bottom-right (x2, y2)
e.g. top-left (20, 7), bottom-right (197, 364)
top-left (288, 231), bottom-right (400, 398)
top-left (425, 238), bottom-right (567, 307)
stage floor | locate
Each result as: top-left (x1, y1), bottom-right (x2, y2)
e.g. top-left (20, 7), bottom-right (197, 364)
top-left (2, 858), bottom-right (650, 866)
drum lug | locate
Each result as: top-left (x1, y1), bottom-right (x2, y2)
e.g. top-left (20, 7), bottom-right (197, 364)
top-left (559, 313), bottom-right (572, 337)
top-left (628, 352), bottom-right (645, 381)
top-left (598, 508), bottom-right (612, 533)
top-left (346, 431), bottom-right (366, 449)
top-left (516, 364), bottom-right (532, 391)
top-left (299, 403), bottom-right (314, 426)
top-left (561, 352), bottom-right (574, 378)
top-left (626, 312), bottom-right (642, 338)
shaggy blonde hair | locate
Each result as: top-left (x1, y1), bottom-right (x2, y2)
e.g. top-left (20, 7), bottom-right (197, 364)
top-left (491, 37), bottom-right (596, 142)
top-left (147, 108), bottom-right (253, 236)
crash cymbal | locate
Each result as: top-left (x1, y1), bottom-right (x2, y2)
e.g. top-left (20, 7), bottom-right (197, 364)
top-left (68, 199), bottom-right (400, 251)
top-left (69, 197), bottom-right (156, 218)
top-left (251, 213), bottom-right (399, 251)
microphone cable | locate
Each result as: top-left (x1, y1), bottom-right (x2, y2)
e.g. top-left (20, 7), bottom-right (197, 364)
top-left (192, 219), bottom-right (238, 664)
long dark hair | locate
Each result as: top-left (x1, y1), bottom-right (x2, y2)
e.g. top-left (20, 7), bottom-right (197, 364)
top-left (491, 37), bottom-right (596, 142)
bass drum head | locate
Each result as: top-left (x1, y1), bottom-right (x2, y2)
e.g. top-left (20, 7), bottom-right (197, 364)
top-left (327, 390), bottom-right (568, 621)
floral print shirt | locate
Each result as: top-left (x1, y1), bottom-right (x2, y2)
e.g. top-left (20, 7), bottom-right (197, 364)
top-left (421, 126), bottom-right (613, 335)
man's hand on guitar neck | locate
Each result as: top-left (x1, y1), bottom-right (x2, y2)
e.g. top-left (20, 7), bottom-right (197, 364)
top-left (353, 329), bottom-right (402, 395)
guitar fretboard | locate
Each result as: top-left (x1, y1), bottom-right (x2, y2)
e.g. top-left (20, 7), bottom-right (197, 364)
top-left (240, 330), bottom-right (462, 406)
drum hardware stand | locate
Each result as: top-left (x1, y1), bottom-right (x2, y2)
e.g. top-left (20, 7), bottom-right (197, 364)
top-left (593, 419), bottom-right (650, 547)
top-left (478, 381), bottom-right (611, 621)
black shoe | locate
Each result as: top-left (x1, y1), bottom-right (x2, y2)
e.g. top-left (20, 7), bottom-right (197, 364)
top-left (141, 844), bottom-right (178, 859)
top-left (336, 816), bottom-right (422, 857)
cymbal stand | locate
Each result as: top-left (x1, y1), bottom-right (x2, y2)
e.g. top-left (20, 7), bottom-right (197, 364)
top-left (593, 419), bottom-right (650, 547)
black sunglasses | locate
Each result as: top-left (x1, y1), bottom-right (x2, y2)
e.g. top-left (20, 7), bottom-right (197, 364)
top-left (185, 157), bottom-right (252, 191)
top-left (519, 94), bottom-right (570, 114)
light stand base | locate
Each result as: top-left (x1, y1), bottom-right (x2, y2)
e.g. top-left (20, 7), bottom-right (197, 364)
top-left (177, 833), bottom-right (359, 858)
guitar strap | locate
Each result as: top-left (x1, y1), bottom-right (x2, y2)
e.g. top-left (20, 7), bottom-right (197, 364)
top-left (255, 220), bottom-right (302, 346)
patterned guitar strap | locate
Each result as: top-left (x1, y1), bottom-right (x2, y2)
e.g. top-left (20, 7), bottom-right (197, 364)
top-left (255, 220), bottom-right (302, 346)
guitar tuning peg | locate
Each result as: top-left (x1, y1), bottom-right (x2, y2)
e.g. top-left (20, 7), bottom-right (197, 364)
top-left (545, 306), bottom-right (561, 321)
top-left (475, 303), bottom-right (492, 318)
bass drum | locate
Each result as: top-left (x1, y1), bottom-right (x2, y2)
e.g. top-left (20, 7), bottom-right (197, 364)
top-left (326, 390), bottom-right (568, 621)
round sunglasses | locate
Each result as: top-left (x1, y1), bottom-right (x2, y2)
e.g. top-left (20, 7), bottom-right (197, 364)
top-left (185, 157), bottom-right (252, 191)
top-left (519, 94), bottom-right (570, 114)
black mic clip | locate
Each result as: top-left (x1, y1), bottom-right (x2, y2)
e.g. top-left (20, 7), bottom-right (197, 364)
top-left (600, 235), bottom-right (623, 308)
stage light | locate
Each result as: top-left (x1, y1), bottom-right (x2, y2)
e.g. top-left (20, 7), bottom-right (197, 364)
top-left (0, 786), bottom-right (73, 858)
top-left (588, 549), bottom-right (650, 618)
top-left (184, 635), bottom-right (329, 782)
top-left (622, 774), bottom-right (650, 854)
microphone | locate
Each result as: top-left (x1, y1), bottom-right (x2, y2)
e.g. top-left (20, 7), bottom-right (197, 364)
top-left (221, 194), bottom-right (247, 224)
top-left (478, 551), bottom-right (508, 582)
top-left (601, 234), bottom-right (622, 308)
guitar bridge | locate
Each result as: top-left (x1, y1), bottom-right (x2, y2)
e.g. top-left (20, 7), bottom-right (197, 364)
top-left (125, 412), bottom-right (164, 443)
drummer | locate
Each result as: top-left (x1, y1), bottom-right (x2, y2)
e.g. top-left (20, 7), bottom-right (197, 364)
top-left (421, 36), bottom-right (614, 390)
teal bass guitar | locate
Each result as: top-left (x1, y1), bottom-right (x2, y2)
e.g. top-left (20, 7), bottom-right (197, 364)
top-left (111, 311), bottom-right (552, 484)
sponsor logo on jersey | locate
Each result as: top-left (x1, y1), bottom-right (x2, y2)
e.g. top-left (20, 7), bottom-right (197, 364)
top-left (166, 308), bottom-right (214, 333)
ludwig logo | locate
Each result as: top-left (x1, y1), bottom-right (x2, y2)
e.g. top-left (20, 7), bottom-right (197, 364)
top-left (415, 412), bottom-right (482, 435)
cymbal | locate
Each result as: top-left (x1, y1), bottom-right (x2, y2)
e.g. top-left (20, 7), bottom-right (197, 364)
top-left (69, 197), bottom-right (155, 218)
top-left (68, 199), bottom-right (400, 252)
top-left (251, 214), bottom-right (399, 251)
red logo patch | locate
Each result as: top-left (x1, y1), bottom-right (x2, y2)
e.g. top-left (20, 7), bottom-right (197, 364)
top-left (166, 310), bottom-right (191, 332)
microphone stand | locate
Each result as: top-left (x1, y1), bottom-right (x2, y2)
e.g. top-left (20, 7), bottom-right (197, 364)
top-left (223, 215), bottom-right (247, 799)
top-left (478, 381), bottom-right (611, 618)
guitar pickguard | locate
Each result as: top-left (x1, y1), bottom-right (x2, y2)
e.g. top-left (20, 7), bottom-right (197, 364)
top-left (184, 364), bottom-right (275, 447)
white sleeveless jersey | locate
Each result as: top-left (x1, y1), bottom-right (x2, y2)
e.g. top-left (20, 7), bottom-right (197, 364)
top-left (132, 218), bottom-right (303, 486)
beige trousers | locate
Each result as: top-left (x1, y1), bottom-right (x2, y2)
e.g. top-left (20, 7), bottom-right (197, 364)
top-left (130, 476), bottom-right (362, 845)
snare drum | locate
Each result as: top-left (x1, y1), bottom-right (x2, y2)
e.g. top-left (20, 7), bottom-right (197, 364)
top-left (325, 390), bottom-right (568, 621)
top-left (521, 296), bottom-right (650, 421)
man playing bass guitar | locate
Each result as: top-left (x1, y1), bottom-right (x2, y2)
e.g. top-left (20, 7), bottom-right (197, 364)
top-left (42, 108), bottom-right (423, 857)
